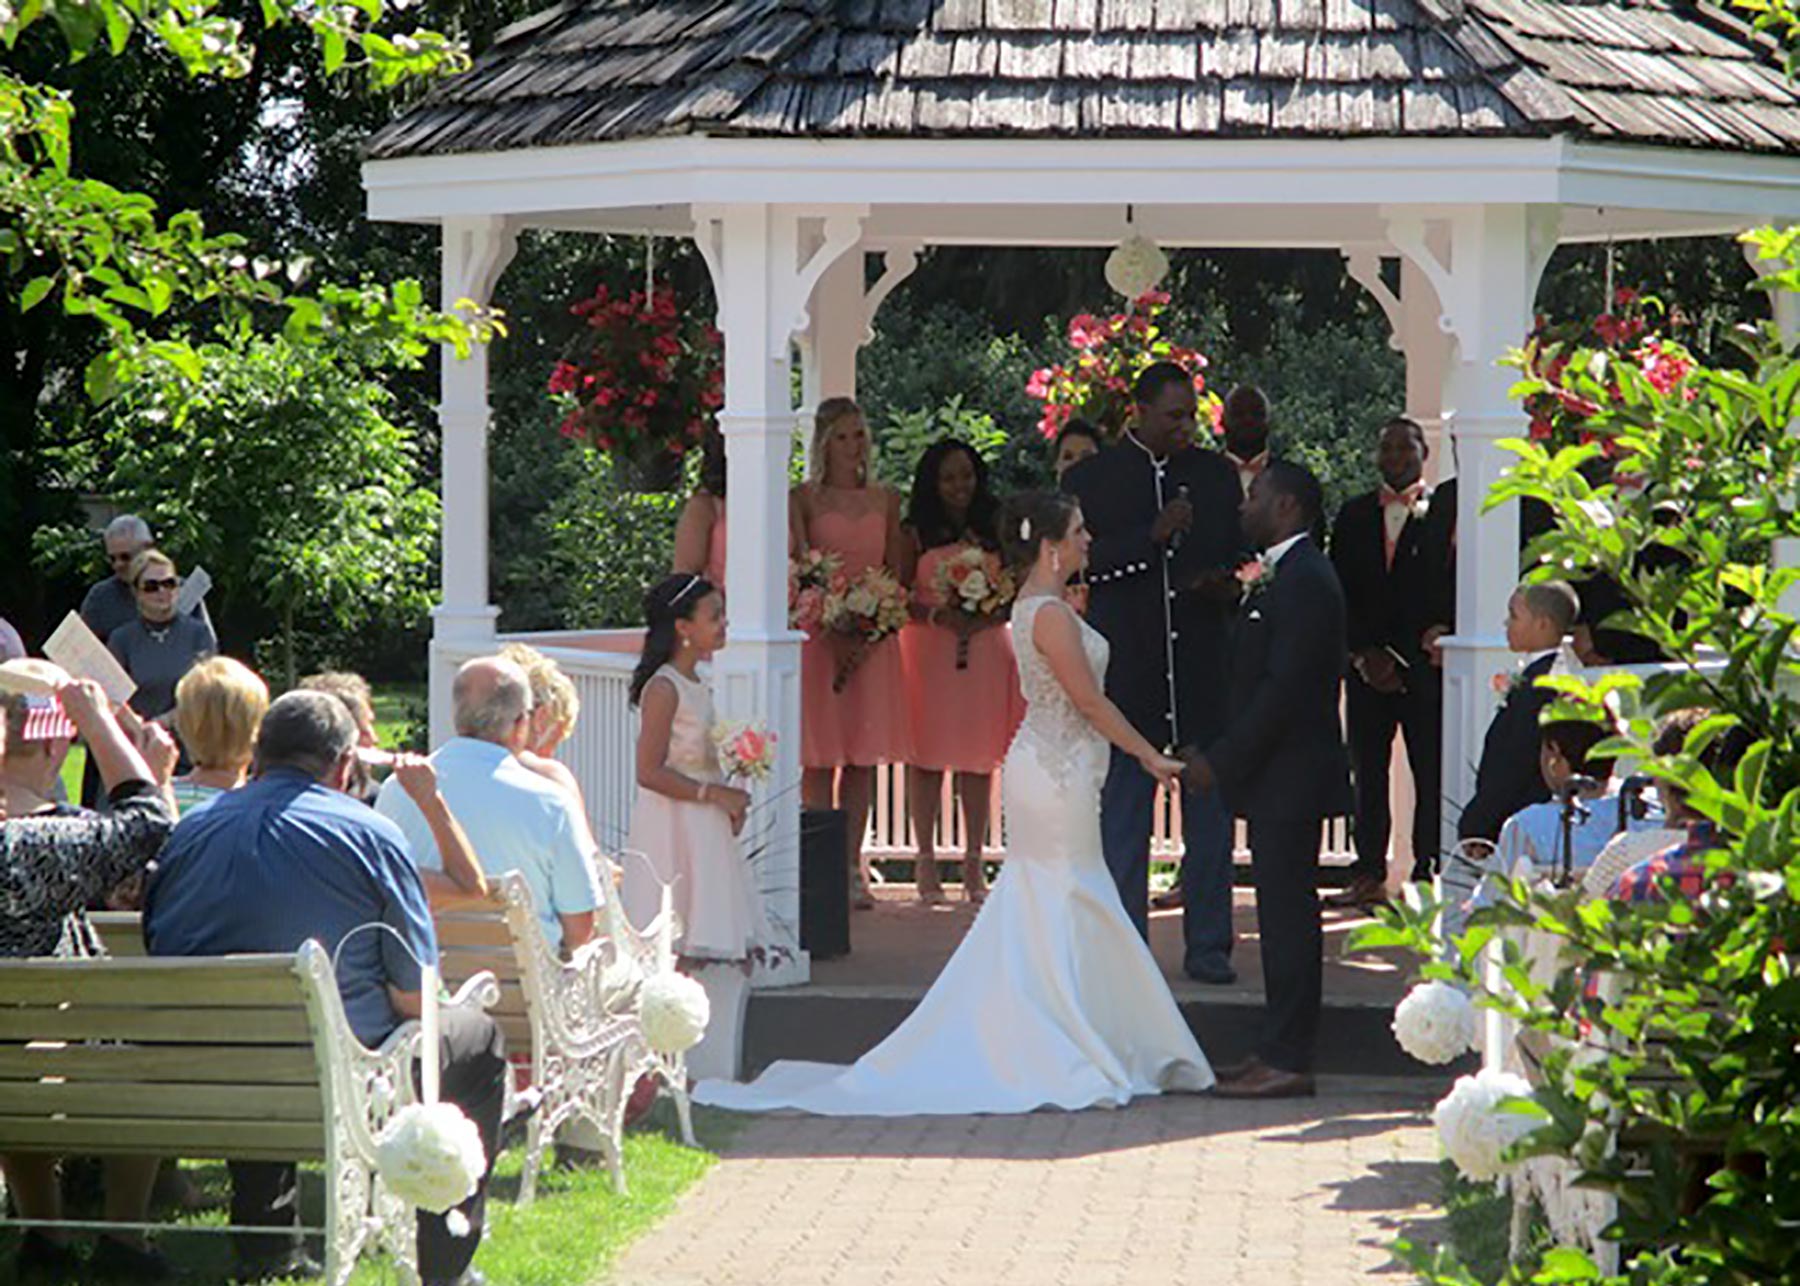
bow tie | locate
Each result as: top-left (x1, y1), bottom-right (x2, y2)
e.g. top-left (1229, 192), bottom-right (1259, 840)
top-left (1379, 483), bottom-right (1424, 509)
top-left (1229, 453), bottom-right (1267, 476)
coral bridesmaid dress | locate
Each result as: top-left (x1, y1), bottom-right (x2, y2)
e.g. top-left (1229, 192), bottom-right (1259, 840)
top-left (901, 544), bottom-right (1023, 773)
top-left (801, 492), bottom-right (911, 769)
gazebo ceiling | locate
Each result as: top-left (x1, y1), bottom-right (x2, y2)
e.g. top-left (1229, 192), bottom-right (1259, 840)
top-left (367, 0), bottom-right (1800, 161)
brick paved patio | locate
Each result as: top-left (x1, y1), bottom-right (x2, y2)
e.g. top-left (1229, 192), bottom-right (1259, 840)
top-left (609, 1078), bottom-right (1448, 1286)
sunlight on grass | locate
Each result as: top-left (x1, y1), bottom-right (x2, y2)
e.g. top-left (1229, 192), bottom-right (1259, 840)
top-left (1, 1101), bottom-right (740, 1285)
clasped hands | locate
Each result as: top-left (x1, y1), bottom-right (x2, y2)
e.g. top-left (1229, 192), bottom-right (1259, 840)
top-left (1138, 743), bottom-right (1218, 795)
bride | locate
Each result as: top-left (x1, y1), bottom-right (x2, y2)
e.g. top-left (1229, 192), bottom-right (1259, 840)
top-left (695, 490), bottom-right (1215, 1114)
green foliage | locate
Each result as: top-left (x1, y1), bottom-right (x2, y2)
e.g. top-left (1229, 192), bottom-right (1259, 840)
top-left (539, 445), bottom-right (689, 631)
top-left (38, 326), bottom-right (440, 680)
top-left (869, 395), bottom-right (1008, 493)
top-left (1356, 231), bottom-right (1800, 1284)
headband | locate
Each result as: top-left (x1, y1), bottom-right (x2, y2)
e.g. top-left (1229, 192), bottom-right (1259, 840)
top-left (669, 574), bottom-right (704, 608)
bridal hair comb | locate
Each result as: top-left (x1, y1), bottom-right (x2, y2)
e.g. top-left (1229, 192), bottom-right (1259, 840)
top-left (1019, 517), bottom-right (1033, 541)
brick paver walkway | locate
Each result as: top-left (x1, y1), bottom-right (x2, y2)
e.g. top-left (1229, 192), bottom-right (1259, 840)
top-left (610, 1078), bottom-right (1446, 1286)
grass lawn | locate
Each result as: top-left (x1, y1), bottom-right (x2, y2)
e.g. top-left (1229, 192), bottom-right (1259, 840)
top-left (371, 683), bottom-right (427, 753)
top-left (2, 1100), bottom-right (742, 1285)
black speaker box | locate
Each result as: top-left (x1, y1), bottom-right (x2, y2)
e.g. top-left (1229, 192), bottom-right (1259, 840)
top-left (799, 808), bottom-right (851, 959)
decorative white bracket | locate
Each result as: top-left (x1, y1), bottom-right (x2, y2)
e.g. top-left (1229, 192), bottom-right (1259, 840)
top-left (779, 211), bottom-right (865, 359)
top-left (1341, 246), bottom-right (1404, 353)
top-left (1383, 205), bottom-right (1561, 358)
top-left (442, 215), bottom-right (518, 313)
top-left (1383, 210), bottom-right (1463, 343)
top-left (863, 241), bottom-right (923, 344)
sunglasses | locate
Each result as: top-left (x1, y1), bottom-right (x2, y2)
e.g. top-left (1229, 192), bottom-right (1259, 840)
top-left (137, 576), bottom-right (180, 593)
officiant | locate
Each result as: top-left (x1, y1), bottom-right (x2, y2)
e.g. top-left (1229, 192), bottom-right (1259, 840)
top-left (1062, 362), bottom-right (1244, 985)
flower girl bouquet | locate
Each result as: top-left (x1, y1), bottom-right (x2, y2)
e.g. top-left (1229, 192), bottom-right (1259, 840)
top-left (821, 566), bottom-right (908, 691)
top-left (788, 548), bottom-right (842, 635)
top-left (931, 546), bottom-right (1015, 669)
top-left (712, 721), bottom-right (777, 782)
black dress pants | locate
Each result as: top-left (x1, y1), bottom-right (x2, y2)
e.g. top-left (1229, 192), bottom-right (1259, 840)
top-left (231, 1005), bottom-right (507, 1283)
top-left (1248, 806), bottom-right (1324, 1074)
top-left (1345, 669), bottom-right (1443, 882)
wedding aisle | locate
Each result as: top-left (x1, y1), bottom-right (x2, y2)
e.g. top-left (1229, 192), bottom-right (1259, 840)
top-left (608, 1081), bottom-right (1444, 1285)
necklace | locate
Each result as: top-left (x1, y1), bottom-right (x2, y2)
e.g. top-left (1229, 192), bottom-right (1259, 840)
top-left (142, 618), bottom-right (173, 643)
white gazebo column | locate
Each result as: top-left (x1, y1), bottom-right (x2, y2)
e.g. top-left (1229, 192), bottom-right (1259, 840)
top-left (1401, 254), bottom-right (1455, 484)
top-left (695, 203), bottom-right (866, 992)
top-left (1745, 238), bottom-right (1800, 614)
top-left (1389, 204), bottom-right (1560, 857)
top-left (430, 216), bottom-right (518, 744)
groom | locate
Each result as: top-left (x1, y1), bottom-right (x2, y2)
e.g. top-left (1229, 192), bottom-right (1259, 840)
top-left (1183, 461), bottom-right (1349, 1098)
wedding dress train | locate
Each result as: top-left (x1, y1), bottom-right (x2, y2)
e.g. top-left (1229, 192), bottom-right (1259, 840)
top-left (694, 595), bottom-right (1213, 1115)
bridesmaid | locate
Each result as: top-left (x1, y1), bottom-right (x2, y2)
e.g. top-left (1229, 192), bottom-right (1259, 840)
top-left (899, 441), bottom-right (1020, 905)
top-left (790, 398), bottom-right (910, 908)
top-left (1051, 419), bottom-right (1103, 616)
top-left (672, 427), bottom-right (728, 590)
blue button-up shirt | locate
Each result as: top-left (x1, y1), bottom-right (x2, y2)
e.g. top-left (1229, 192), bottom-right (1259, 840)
top-left (146, 769), bottom-right (437, 1048)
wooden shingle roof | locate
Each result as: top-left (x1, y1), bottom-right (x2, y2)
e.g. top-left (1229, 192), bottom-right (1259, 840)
top-left (365, 0), bottom-right (1800, 158)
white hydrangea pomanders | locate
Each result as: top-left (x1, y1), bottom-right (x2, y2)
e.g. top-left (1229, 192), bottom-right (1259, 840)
top-left (641, 970), bottom-right (711, 1055)
top-left (1392, 980), bottom-right (1477, 1065)
top-left (374, 1101), bottom-right (487, 1214)
top-left (1433, 1069), bottom-right (1539, 1182)
top-left (1104, 234), bottom-right (1169, 300)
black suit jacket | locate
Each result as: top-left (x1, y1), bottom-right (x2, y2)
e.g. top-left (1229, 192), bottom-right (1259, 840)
top-left (1206, 536), bottom-right (1351, 819)
top-left (1064, 443), bottom-right (1243, 746)
top-left (1329, 488), bottom-right (1447, 672)
top-left (1456, 652), bottom-right (1557, 842)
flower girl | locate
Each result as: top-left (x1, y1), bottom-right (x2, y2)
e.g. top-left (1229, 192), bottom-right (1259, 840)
top-left (623, 573), bottom-right (769, 1080)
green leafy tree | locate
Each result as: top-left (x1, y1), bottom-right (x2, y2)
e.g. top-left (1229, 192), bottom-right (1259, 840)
top-left (41, 322), bottom-right (440, 685)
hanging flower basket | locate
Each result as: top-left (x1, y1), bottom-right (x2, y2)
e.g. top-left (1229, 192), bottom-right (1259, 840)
top-left (1511, 288), bottom-right (1696, 459)
top-left (1024, 289), bottom-right (1219, 439)
top-left (550, 284), bottom-right (723, 492)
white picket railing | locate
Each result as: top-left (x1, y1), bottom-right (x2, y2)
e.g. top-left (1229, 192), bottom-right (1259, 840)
top-left (434, 629), bottom-right (1354, 867)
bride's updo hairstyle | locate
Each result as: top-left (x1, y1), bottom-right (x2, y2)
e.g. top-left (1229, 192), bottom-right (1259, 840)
top-left (1000, 490), bottom-right (1079, 578)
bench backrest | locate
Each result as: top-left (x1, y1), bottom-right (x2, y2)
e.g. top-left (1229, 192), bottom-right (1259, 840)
top-left (435, 896), bottom-right (532, 1054)
top-left (0, 951), bottom-right (331, 1161)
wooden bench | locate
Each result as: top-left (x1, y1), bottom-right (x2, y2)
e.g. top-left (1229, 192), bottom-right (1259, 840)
top-left (434, 872), bottom-right (645, 1202)
top-left (0, 941), bottom-right (497, 1286)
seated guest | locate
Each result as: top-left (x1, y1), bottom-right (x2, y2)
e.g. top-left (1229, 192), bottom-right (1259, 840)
top-left (106, 549), bottom-right (217, 730)
top-left (170, 656), bottom-right (269, 815)
top-left (2, 660), bottom-right (84, 819)
top-left (1456, 580), bottom-right (1580, 845)
top-left (497, 642), bottom-right (584, 801)
top-left (1608, 709), bottom-right (1749, 905)
top-left (0, 673), bottom-right (176, 1279)
top-left (146, 692), bottom-right (503, 1286)
top-left (1444, 719), bottom-right (1663, 939)
top-left (377, 657), bottom-right (602, 954)
top-left (299, 671), bottom-right (384, 802)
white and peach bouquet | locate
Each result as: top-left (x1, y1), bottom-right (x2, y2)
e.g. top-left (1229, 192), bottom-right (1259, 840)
top-left (931, 546), bottom-right (1015, 669)
top-left (788, 548), bottom-right (843, 636)
top-left (821, 566), bottom-right (908, 691)
top-left (713, 721), bottom-right (777, 782)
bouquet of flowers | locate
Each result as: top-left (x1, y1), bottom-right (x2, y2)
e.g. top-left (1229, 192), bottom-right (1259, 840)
top-left (930, 545), bottom-right (1016, 669)
top-left (821, 566), bottom-right (908, 691)
top-left (713, 721), bottom-right (777, 782)
top-left (788, 548), bottom-right (843, 635)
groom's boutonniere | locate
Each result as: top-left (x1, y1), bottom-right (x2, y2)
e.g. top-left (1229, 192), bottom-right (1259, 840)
top-left (1236, 558), bottom-right (1275, 598)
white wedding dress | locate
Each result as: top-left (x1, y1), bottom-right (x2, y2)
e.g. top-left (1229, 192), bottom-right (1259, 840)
top-left (694, 594), bottom-right (1213, 1115)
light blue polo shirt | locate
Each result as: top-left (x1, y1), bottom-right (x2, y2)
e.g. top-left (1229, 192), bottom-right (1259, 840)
top-left (375, 737), bottom-right (601, 949)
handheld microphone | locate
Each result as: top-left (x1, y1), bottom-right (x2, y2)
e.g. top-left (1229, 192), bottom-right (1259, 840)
top-left (1559, 775), bottom-right (1601, 800)
top-left (1617, 774), bottom-right (1653, 831)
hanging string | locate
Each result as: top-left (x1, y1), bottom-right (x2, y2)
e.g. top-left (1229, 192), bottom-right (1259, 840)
top-left (644, 234), bottom-right (656, 311)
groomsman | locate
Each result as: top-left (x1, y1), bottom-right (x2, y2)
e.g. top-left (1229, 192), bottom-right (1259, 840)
top-left (1063, 362), bottom-right (1244, 984)
top-left (1220, 386), bottom-right (1272, 500)
top-left (1184, 462), bottom-right (1350, 1098)
top-left (1328, 418), bottom-right (1449, 908)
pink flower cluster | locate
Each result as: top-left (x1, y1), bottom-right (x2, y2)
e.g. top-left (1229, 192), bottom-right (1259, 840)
top-left (1518, 287), bottom-right (1695, 454)
top-left (1025, 290), bottom-right (1216, 439)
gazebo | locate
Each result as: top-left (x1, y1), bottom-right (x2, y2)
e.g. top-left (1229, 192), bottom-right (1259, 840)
top-left (363, 0), bottom-right (1800, 985)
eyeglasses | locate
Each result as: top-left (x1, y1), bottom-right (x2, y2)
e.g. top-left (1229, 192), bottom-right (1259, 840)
top-left (137, 576), bottom-right (180, 593)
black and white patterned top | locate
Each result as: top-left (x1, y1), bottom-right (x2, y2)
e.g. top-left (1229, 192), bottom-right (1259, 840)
top-left (0, 782), bottom-right (173, 958)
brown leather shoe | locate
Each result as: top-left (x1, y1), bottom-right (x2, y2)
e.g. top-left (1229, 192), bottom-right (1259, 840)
top-left (1323, 874), bottom-right (1388, 910)
top-left (1210, 1053), bottom-right (1263, 1082)
top-left (1212, 1063), bottom-right (1316, 1099)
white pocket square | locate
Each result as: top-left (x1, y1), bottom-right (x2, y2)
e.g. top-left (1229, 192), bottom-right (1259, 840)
top-left (1247, 610), bottom-right (1264, 621)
